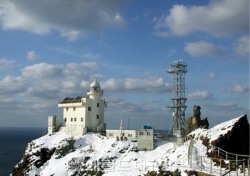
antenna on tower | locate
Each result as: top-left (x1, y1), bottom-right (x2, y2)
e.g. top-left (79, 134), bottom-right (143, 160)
top-left (166, 60), bottom-right (187, 138)
top-left (119, 118), bottom-right (124, 140)
top-left (119, 118), bottom-right (123, 131)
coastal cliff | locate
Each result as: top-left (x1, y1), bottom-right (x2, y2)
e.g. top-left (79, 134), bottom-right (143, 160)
top-left (12, 114), bottom-right (249, 176)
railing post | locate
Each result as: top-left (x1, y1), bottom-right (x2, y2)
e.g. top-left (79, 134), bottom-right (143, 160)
top-left (220, 159), bottom-right (222, 176)
top-left (243, 160), bottom-right (245, 176)
top-left (236, 154), bottom-right (238, 176)
top-left (229, 160), bottom-right (231, 176)
top-left (190, 152), bottom-right (192, 168)
top-left (218, 148), bottom-right (220, 157)
top-left (200, 156), bottom-right (202, 171)
top-left (210, 159), bottom-right (212, 175)
top-left (170, 159), bottom-right (172, 171)
top-left (247, 158), bottom-right (250, 175)
top-left (248, 159), bottom-right (250, 176)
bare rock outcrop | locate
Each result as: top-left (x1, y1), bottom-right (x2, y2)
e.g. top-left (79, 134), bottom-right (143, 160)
top-left (209, 114), bottom-right (249, 157)
top-left (185, 105), bottom-right (209, 135)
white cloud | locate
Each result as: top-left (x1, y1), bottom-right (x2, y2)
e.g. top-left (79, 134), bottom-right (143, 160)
top-left (63, 62), bottom-right (99, 80)
top-left (0, 76), bottom-right (27, 94)
top-left (234, 36), bottom-right (250, 55)
top-left (23, 85), bottom-right (58, 99)
top-left (184, 41), bottom-right (224, 57)
top-left (206, 103), bottom-right (245, 112)
top-left (0, 97), bottom-right (14, 103)
top-left (188, 91), bottom-right (213, 100)
top-left (22, 63), bottom-right (63, 78)
top-left (83, 53), bottom-right (100, 60)
top-left (154, 0), bottom-right (248, 36)
top-left (0, 61), bottom-right (171, 128)
top-left (106, 97), bottom-right (168, 129)
top-left (0, 0), bottom-right (127, 40)
top-left (61, 80), bottom-right (77, 90)
top-left (22, 62), bottom-right (99, 79)
top-left (80, 80), bottom-right (90, 89)
top-left (102, 77), bottom-right (171, 92)
top-left (60, 30), bottom-right (81, 42)
top-left (17, 61), bottom-right (102, 100)
top-left (27, 50), bottom-right (36, 60)
top-left (0, 58), bottom-right (15, 69)
top-left (0, 1), bottom-right (50, 34)
top-left (66, 62), bottom-right (99, 70)
top-left (208, 72), bottom-right (216, 79)
top-left (233, 84), bottom-right (248, 93)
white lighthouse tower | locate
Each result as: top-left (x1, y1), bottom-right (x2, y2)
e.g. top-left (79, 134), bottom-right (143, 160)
top-left (86, 79), bottom-right (106, 132)
top-left (51, 79), bottom-right (107, 136)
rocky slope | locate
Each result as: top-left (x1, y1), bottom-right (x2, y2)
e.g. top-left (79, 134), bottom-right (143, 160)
top-left (189, 114), bottom-right (249, 158)
top-left (12, 114), bottom-right (249, 176)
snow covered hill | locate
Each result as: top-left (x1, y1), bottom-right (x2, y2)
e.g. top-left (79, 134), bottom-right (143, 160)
top-left (12, 114), bottom-right (249, 176)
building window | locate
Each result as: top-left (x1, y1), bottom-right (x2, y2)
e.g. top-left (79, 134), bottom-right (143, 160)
top-left (66, 107), bottom-right (69, 111)
top-left (74, 118), bottom-right (77, 122)
top-left (71, 118), bottom-right (73, 122)
top-left (128, 134), bottom-right (132, 137)
top-left (81, 118), bottom-right (84, 122)
top-left (109, 133), bottom-right (113, 137)
top-left (147, 132), bottom-right (150, 135)
top-left (64, 118), bottom-right (67, 122)
top-left (139, 132), bottom-right (143, 135)
top-left (97, 103), bottom-right (99, 107)
top-left (88, 107), bottom-right (91, 111)
top-left (73, 107), bottom-right (76, 111)
top-left (97, 115), bottom-right (99, 119)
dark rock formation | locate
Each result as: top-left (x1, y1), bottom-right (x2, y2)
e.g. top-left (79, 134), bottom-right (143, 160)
top-left (12, 146), bottom-right (55, 176)
top-left (12, 153), bottom-right (32, 176)
top-left (185, 105), bottom-right (209, 135)
top-left (209, 114), bottom-right (249, 157)
top-left (34, 147), bottom-right (55, 168)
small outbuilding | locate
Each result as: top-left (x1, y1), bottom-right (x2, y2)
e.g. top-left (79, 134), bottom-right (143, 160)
top-left (137, 127), bottom-right (154, 150)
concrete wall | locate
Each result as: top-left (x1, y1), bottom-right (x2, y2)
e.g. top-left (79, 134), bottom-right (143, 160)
top-left (63, 105), bottom-right (86, 127)
top-left (48, 115), bottom-right (57, 134)
top-left (137, 129), bottom-right (154, 150)
top-left (60, 126), bottom-right (87, 136)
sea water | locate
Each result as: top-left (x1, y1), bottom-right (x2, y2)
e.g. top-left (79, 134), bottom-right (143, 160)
top-left (0, 127), bottom-right (46, 176)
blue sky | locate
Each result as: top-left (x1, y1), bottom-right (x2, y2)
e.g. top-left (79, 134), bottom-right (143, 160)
top-left (0, 0), bottom-right (249, 129)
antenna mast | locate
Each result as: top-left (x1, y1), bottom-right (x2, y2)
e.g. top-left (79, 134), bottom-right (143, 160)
top-left (166, 60), bottom-right (187, 137)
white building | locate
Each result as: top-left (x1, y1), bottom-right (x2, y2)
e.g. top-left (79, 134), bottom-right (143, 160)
top-left (137, 129), bottom-right (154, 150)
top-left (106, 123), bottom-right (155, 150)
top-left (48, 79), bottom-right (107, 136)
top-left (106, 129), bottom-right (137, 141)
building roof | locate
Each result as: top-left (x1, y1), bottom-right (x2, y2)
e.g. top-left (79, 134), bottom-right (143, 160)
top-left (59, 96), bottom-right (84, 104)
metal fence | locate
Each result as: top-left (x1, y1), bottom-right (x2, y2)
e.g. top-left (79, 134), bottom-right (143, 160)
top-left (186, 138), bottom-right (250, 176)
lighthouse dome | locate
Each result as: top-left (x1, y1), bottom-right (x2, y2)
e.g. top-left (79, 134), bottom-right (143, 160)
top-left (90, 79), bottom-right (100, 91)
